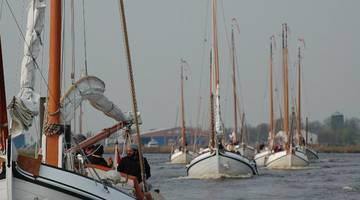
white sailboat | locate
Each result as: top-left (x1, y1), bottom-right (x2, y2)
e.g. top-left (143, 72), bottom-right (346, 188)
top-left (265, 24), bottom-right (309, 169)
top-left (295, 42), bottom-right (319, 161)
top-left (254, 36), bottom-right (276, 167)
top-left (0, 0), bottom-right (156, 199)
top-left (170, 59), bottom-right (194, 164)
top-left (187, 0), bottom-right (257, 178)
top-left (227, 24), bottom-right (255, 160)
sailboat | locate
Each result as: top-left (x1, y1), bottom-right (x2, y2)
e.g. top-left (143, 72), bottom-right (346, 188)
top-left (0, 0), bottom-right (155, 199)
top-left (186, 0), bottom-right (257, 178)
top-left (254, 36), bottom-right (276, 167)
top-left (265, 23), bottom-right (309, 169)
top-left (295, 41), bottom-right (319, 161)
top-left (227, 24), bottom-right (255, 160)
top-left (170, 59), bottom-right (195, 164)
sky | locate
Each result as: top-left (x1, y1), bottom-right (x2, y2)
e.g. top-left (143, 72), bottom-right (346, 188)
top-left (0, 0), bottom-right (359, 135)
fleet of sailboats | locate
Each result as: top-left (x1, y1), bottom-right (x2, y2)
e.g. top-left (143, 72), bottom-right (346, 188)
top-left (0, 0), bottom-right (155, 199)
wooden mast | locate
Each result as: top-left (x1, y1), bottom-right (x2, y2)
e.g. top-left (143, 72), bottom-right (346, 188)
top-left (282, 23), bottom-right (290, 153)
top-left (45, 0), bottom-right (62, 167)
top-left (0, 37), bottom-right (9, 152)
top-left (231, 26), bottom-right (238, 143)
top-left (269, 36), bottom-right (275, 150)
top-left (118, 0), bottom-right (147, 190)
top-left (231, 26), bottom-right (238, 144)
top-left (180, 59), bottom-right (187, 149)
top-left (212, 0), bottom-right (219, 87)
top-left (209, 50), bottom-right (215, 148)
top-left (296, 46), bottom-right (302, 145)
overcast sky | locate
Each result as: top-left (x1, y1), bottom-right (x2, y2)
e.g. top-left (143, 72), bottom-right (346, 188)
top-left (1, 0), bottom-right (359, 134)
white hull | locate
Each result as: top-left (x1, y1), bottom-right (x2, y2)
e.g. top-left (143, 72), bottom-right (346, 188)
top-left (265, 149), bottom-right (309, 169)
top-left (0, 162), bottom-right (136, 200)
top-left (187, 149), bottom-right (257, 178)
top-left (254, 149), bottom-right (271, 167)
top-left (235, 144), bottom-right (255, 160)
top-left (170, 150), bottom-right (194, 164)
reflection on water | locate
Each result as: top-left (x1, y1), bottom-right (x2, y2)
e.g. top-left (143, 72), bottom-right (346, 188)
top-left (143, 153), bottom-right (360, 200)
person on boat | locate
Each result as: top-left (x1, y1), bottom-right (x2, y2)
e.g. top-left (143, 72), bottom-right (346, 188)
top-left (86, 144), bottom-right (110, 168)
top-left (117, 144), bottom-right (151, 183)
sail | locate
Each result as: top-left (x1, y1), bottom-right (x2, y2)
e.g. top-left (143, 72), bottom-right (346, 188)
top-left (60, 76), bottom-right (138, 124)
top-left (8, 0), bottom-right (45, 135)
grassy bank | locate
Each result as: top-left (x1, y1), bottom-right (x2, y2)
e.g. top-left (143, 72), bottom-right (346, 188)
top-left (312, 144), bottom-right (360, 153)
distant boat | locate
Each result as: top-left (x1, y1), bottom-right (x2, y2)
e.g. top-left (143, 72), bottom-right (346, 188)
top-left (169, 59), bottom-right (195, 164)
top-left (265, 24), bottom-right (309, 169)
top-left (147, 138), bottom-right (160, 148)
top-left (187, 0), bottom-right (257, 178)
top-left (254, 36), bottom-right (276, 167)
top-left (294, 41), bottom-right (319, 161)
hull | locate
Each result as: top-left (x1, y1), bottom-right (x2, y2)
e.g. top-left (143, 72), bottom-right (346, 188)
top-left (265, 149), bottom-right (309, 169)
top-left (254, 149), bottom-right (271, 167)
top-left (235, 144), bottom-right (255, 160)
top-left (170, 150), bottom-right (194, 164)
top-left (187, 149), bottom-right (257, 178)
top-left (0, 162), bottom-right (136, 200)
top-left (305, 146), bottom-right (319, 161)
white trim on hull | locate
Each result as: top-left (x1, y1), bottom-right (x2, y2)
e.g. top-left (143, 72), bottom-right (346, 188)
top-left (265, 149), bottom-right (309, 169)
top-left (1, 162), bottom-right (136, 200)
top-left (304, 146), bottom-right (319, 161)
top-left (254, 149), bottom-right (271, 167)
top-left (170, 150), bottom-right (194, 164)
top-left (187, 149), bottom-right (257, 179)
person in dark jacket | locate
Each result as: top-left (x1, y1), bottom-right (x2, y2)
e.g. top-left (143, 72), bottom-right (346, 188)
top-left (117, 144), bottom-right (151, 183)
top-left (86, 144), bottom-right (109, 168)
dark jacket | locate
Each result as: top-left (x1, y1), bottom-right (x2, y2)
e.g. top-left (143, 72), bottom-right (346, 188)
top-left (117, 155), bottom-right (151, 183)
top-left (87, 155), bottom-right (109, 168)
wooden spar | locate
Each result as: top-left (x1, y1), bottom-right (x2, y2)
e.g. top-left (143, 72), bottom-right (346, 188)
top-left (297, 46), bottom-right (302, 145)
top-left (269, 37), bottom-right (275, 150)
top-left (180, 60), bottom-right (186, 148)
top-left (45, 0), bottom-right (62, 166)
top-left (209, 50), bottom-right (215, 148)
top-left (212, 0), bottom-right (219, 86)
top-left (231, 26), bottom-right (238, 144)
top-left (240, 112), bottom-right (245, 144)
top-left (0, 37), bottom-right (9, 152)
top-left (281, 23), bottom-right (290, 153)
top-left (118, 0), bottom-right (147, 191)
top-left (68, 122), bottom-right (126, 153)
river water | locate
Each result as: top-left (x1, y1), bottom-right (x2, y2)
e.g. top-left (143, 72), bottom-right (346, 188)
top-left (143, 153), bottom-right (360, 200)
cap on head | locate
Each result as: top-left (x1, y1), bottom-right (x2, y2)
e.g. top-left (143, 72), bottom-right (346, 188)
top-left (130, 144), bottom-right (138, 150)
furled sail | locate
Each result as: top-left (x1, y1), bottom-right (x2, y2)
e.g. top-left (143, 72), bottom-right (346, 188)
top-left (60, 76), bottom-right (139, 124)
top-left (8, 0), bottom-right (45, 135)
top-left (214, 85), bottom-right (224, 138)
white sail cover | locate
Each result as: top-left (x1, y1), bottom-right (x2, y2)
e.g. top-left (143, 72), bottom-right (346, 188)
top-left (214, 85), bottom-right (224, 137)
top-left (60, 76), bottom-right (136, 124)
top-left (8, 0), bottom-right (45, 135)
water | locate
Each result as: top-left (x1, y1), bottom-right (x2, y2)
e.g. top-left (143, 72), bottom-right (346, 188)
top-left (144, 153), bottom-right (360, 200)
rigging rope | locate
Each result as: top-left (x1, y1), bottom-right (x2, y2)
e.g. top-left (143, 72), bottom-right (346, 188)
top-left (82, 0), bottom-right (88, 76)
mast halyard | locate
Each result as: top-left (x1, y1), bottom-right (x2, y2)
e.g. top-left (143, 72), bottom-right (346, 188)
top-left (45, 0), bottom-right (62, 167)
top-left (180, 59), bottom-right (187, 150)
top-left (231, 25), bottom-right (238, 144)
